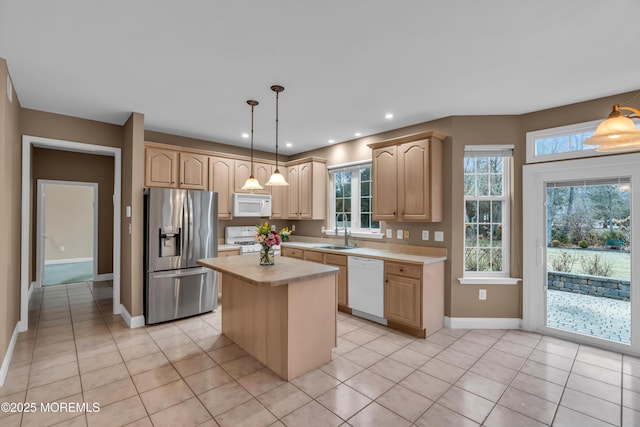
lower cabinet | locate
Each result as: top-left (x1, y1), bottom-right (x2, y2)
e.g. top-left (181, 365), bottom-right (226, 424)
top-left (283, 248), bottom-right (348, 311)
top-left (384, 260), bottom-right (444, 338)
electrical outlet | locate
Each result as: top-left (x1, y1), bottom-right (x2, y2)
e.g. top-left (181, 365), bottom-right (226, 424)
top-left (321, 226), bottom-right (325, 233)
top-left (60, 245), bottom-right (65, 252)
top-left (403, 230), bottom-right (410, 239)
top-left (128, 224), bottom-right (132, 234)
top-left (386, 229), bottom-right (392, 238)
top-left (421, 230), bottom-right (429, 240)
top-left (479, 289), bottom-right (487, 300)
top-left (292, 224), bottom-right (296, 232)
top-left (434, 231), bottom-right (444, 242)
top-left (396, 229), bottom-right (403, 239)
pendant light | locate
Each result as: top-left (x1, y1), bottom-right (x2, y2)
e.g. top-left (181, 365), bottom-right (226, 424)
top-left (265, 84), bottom-right (289, 186)
top-left (583, 92), bottom-right (640, 153)
top-left (240, 99), bottom-right (264, 190)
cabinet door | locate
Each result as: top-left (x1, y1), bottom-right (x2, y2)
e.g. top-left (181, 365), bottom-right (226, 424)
top-left (271, 167), bottom-right (289, 219)
top-left (253, 162), bottom-right (272, 195)
top-left (325, 254), bottom-right (347, 307)
top-left (287, 165), bottom-right (300, 218)
top-left (372, 146), bottom-right (397, 220)
top-left (384, 273), bottom-right (421, 328)
top-left (234, 160), bottom-right (251, 193)
top-left (180, 152), bottom-right (209, 190)
top-left (209, 156), bottom-right (234, 219)
top-left (398, 139), bottom-right (431, 221)
top-left (145, 147), bottom-right (178, 188)
top-left (281, 246), bottom-right (303, 259)
top-left (298, 162), bottom-right (313, 219)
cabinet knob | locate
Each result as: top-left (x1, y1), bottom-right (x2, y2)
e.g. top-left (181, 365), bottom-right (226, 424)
top-left (385, 280), bottom-right (388, 283)
top-left (399, 268), bottom-right (404, 272)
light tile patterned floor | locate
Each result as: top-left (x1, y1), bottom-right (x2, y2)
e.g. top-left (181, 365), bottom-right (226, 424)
top-left (2, 282), bottom-right (640, 426)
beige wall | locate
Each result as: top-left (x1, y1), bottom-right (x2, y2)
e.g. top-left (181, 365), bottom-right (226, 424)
top-left (121, 113), bottom-right (146, 317)
top-left (44, 183), bottom-right (94, 262)
top-left (0, 59), bottom-right (22, 370)
top-left (32, 149), bottom-right (114, 277)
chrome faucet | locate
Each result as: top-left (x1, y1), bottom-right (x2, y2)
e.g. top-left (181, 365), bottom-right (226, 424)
top-left (336, 213), bottom-right (350, 246)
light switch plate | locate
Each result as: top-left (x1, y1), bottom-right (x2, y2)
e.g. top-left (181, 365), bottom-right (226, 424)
top-left (434, 231), bottom-right (444, 241)
top-left (386, 229), bottom-right (392, 238)
top-left (292, 224), bottom-right (296, 232)
top-left (479, 289), bottom-right (487, 300)
top-left (421, 230), bottom-right (429, 240)
top-left (403, 230), bottom-right (410, 239)
top-left (396, 229), bottom-right (403, 239)
top-left (125, 206), bottom-right (132, 218)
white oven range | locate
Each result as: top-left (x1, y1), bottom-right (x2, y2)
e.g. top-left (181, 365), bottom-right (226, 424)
top-left (225, 226), bottom-right (280, 256)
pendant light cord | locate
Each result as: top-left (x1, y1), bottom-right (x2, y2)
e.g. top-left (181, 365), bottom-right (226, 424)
top-left (274, 89), bottom-right (280, 172)
top-left (250, 102), bottom-right (255, 177)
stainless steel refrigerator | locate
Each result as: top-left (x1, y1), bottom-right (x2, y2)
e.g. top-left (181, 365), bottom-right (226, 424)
top-left (144, 188), bottom-right (218, 324)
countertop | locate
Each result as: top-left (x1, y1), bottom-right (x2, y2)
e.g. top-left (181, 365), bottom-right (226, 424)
top-left (198, 254), bottom-right (338, 287)
top-left (281, 242), bottom-right (447, 265)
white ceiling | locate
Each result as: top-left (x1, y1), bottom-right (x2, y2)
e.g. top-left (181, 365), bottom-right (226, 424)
top-left (1, 1), bottom-right (639, 155)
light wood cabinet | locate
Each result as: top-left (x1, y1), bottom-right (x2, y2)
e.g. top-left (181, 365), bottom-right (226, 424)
top-left (179, 152), bottom-right (208, 190)
top-left (286, 159), bottom-right (326, 220)
top-left (234, 160), bottom-right (271, 195)
top-left (145, 147), bottom-right (178, 188)
top-left (270, 185), bottom-right (288, 219)
top-left (325, 253), bottom-right (348, 309)
top-left (369, 131), bottom-right (445, 222)
top-left (284, 247), bottom-right (349, 310)
top-left (383, 260), bottom-right (444, 338)
top-left (209, 156), bottom-right (234, 219)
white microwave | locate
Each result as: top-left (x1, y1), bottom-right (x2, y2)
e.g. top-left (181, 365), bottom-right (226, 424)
top-left (232, 193), bottom-right (272, 217)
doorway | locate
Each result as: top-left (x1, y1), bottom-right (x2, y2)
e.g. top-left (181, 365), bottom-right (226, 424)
top-left (37, 180), bottom-right (98, 287)
top-left (523, 153), bottom-right (640, 354)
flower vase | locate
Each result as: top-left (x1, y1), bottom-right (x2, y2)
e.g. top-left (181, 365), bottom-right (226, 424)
top-left (260, 246), bottom-right (275, 266)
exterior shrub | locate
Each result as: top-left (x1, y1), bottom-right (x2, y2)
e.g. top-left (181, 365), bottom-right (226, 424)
top-left (550, 240), bottom-right (561, 247)
top-left (579, 253), bottom-right (613, 277)
top-left (549, 251), bottom-right (577, 272)
top-left (579, 240), bottom-right (588, 248)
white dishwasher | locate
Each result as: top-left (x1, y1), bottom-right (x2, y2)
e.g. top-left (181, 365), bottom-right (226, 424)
top-left (348, 257), bottom-right (387, 325)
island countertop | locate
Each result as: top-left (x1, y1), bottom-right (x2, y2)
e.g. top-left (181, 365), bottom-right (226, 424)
top-left (198, 254), bottom-right (338, 287)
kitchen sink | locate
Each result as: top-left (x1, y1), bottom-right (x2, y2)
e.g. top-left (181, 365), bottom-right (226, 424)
top-left (314, 244), bottom-right (358, 250)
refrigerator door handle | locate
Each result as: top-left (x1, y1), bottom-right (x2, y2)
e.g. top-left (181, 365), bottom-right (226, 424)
top-left (151, 268), bottom-right (210, 279)
top-left (188, 193), bottom-right (194, 261)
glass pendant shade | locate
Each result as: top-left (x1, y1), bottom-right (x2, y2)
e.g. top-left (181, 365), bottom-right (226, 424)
top-left (583, 107), bottom-right (640, 152)
top-left (265, 169), bottom-right (288, 186)
top-left (241, 175), bottom-right (263, 190)
top-left (265, 84), bottom-right (289, 186)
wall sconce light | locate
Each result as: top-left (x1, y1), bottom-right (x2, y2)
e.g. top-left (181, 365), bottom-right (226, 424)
top-left (583, 92), bottom-right (640, 152)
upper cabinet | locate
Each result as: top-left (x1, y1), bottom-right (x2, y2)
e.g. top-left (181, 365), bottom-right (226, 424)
top-left (286, 159), bottom-right (327, 220)
top-left (234, 160), bottom-right (272, 195)
top-left (369, 131), bottom-right (445, 222)
top-left (145, 147), bottom-right (179, 188)
top-left (179, 152), bottom-right (208, 190)
top-left (145, 147), bottom-right (208, 190)
top-left (144, 142), bottom-right (327, 221)
top-left (209, 156), bottom-right (234, 219)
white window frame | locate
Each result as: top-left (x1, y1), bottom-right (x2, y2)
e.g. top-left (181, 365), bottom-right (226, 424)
top-left (326, 161), bottom-right (383, 239)
top-left (460, 145), bottom-right (517, 284)
top-left (526, 119), bottom-right (610, 164)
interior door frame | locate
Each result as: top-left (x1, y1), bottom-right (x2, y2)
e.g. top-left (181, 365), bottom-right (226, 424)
top-left (523, 153), bottom-right (640, 354)
top-left (21, 135), bottom-right (122, 332)
top-left (36, 180), bottom-right (99, 287)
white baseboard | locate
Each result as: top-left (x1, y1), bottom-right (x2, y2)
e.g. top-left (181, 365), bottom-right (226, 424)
top-left (95, 273), bottom-right (114, 281)
top-left (120, 304), bottom-right (145, 329)
top-left (0, 322), bottom-right (21, 386)
top-left (444, 317), bottom-right (522, 330)
top-left (44, 257), bottom-right (93, 265)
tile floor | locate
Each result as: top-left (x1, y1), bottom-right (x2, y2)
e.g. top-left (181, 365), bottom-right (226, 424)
top-left (1, 282), bottom-right (640, 426)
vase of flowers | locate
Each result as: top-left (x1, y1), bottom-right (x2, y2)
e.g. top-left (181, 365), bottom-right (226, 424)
top-left (279, 227), bottom-right (293, 242)
top-left (256, 222), bottom-right (281, 266)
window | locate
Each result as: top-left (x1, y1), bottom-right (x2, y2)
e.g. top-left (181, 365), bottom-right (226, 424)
top-left (526, 119), bottom-right (640, 163)
top-left (464, 146), bottom-right (512, 277)
top-left (329, 162), bottom-right (381, 235)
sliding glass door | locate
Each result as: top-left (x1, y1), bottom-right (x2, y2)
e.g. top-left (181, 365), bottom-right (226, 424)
top-left (523, 154), bottom-right (640, 353)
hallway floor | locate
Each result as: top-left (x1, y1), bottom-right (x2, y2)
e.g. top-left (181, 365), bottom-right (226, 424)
top-left (2, 282), bottom-right (640, 426)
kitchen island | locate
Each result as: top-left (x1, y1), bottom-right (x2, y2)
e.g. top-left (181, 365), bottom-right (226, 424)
top-left (198, 254), bottom-right (339, 380)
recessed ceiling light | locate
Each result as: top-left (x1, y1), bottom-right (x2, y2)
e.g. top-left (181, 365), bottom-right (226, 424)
top-left (354, 132), bottom-right (362, 137)
top-left (286, 142), bottom-right (292, 148)
top-left (385, 113), bottom-right (394, 119)
top-left (328, 139), bottom-right (335, 144)
top-left (242, 133), bottom-right (249, 138)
